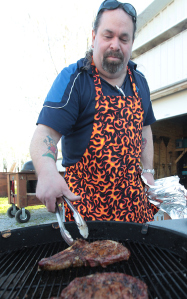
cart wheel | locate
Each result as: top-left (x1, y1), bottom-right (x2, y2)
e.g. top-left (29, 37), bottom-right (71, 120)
top-left (7, 206), bottom-right (19, 218)
top-left (15, 209), bottom-right (31, 223)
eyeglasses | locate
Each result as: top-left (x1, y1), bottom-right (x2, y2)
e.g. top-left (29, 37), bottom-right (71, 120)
top-left (97, 0), bottom-right (137, 22)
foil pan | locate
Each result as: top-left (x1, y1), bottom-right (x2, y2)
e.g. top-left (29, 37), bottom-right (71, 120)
top-left (141, 175), bottom-right (187, 219)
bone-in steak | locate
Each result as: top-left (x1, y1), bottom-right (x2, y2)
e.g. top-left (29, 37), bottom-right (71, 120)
top-left (51, 272), bottom-right (148, 299)
top-left (38, 239), bottom-right (130, 271)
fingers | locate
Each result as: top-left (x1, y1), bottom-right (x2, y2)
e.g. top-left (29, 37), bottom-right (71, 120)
top-left (45, 194), bottom-right (81, 213)
top-left (61, 181), bottom-right (81, 202)
top-left (45, 192), bottom-right (81, 213)
top-left (36, 173), bottom-right (81, 213)
top-left (56, 197), bottom-right (63, 206)
top-left (45, 197), bottom-right (57, 213)
top-left (63, 192), bottom-right (81, 202)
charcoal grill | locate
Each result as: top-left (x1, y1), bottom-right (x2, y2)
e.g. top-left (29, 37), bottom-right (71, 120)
top-left (0, 221), bottom-right (187, 299)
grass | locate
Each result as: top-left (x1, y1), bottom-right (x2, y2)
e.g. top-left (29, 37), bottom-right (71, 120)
top-left (0, 197), bottom-right (45, 215)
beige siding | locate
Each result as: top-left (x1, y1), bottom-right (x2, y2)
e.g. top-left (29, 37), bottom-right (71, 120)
top-left (133, 29), bottom-right (187, 92)
top-left (134, 0), bottom-right (187, 50)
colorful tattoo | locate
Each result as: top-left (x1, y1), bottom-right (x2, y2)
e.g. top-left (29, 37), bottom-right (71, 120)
top-left (42, 136), bottom-right (58, 161)
top-left (142, 137), bottom-right (147, 152)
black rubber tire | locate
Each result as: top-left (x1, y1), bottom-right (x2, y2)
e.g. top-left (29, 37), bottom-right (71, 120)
top-left (7, 206), bottom-right (19, 218)
top-left (15, 209), bottom-right (31, 223)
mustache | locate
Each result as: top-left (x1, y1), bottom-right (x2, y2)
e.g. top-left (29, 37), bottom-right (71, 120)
top-left (103, 50), bottom-right (124, 60)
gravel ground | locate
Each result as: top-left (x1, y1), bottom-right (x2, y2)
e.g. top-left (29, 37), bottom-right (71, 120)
top-left (0, 208), bottom-right (57, 232)
top-left (0, 206), bottom-right (166, 232)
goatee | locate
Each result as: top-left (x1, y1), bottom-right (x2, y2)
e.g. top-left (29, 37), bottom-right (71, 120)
top-left (102, 50), bottom-right (124, 74)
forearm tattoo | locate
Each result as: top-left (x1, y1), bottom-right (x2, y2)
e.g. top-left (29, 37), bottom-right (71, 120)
top-left (42, 135), bottom-right (58, 161)
top-left (142, 137), bottom-right (147, 152)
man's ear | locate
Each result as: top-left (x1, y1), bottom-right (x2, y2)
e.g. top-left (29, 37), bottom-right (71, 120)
top-left (92, 30), bottom-right (96, 48)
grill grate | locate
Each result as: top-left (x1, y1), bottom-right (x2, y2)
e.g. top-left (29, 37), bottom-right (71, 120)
top-left (0, 238), bottom-right (187, 299)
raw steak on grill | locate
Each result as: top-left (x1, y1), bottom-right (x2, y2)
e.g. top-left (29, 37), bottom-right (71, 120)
top-left (38, 239), bottom-right (130, 271)
top-left (51, 272), bottom-right (148, 299)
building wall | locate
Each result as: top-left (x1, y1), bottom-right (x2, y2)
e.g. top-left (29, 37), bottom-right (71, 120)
top-left (134, 0), bottom-right (187, 51)
top-left (151, 89), bottom-right (187, 121)
top-left (133, 29), bottom-right (187, 92)
top-left (132, 0), bottom-right (187, 182)
top-left (132, 0), bottom-right (187, 96)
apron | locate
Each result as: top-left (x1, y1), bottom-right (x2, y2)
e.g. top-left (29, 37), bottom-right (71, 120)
top-left (64, 61), bottom-right (158, 223)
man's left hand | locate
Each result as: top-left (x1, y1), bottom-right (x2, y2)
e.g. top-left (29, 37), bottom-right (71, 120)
top-left (142, 172), bottom-right (155, 186)
top-left (142, 172), bottom-right (156, 200)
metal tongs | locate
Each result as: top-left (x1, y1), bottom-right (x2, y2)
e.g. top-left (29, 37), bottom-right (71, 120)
top-left (55, 196), bottom-right (89, 246)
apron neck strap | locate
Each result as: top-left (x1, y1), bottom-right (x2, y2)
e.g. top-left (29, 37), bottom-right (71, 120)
top-left (91, 60), bottom-right (103, 93)
top-left (127, 67), bottom-right (139, 99)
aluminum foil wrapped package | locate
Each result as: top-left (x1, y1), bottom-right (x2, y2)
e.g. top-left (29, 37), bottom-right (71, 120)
top-left (141, 175), bottom-right (187, 219)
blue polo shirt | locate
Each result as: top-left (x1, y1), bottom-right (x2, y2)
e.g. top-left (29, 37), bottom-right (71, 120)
top-left (37, 58), bottom-right (156, 167)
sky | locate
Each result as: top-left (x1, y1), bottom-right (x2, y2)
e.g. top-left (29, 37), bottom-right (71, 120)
top-left (0, 0), bottom-right (154, 170)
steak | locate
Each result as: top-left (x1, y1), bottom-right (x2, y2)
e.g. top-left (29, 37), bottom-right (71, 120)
top-left (38, 239), bottom-right (130, 271)
top-left (51, 272), bottom-right (148, 299)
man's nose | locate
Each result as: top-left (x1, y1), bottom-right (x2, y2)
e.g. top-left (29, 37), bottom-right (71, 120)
top-left (110, 37), bottom-right (120, 51)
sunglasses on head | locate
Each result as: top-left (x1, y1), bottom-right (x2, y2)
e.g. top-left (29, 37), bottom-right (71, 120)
top-left (97, 0), bottom-right (137, 22)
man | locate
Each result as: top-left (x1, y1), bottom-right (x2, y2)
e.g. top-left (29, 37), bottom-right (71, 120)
top-left (30, 0), bottom-right (158, 223)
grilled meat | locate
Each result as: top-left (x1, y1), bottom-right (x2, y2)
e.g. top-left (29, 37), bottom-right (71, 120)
top-left (51, 272), bottom-right (148, 299)
top-left (38, 239), bottom-right (130, 271)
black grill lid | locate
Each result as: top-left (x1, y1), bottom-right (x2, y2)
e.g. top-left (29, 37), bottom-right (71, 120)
top-left (21, 160), bottom-right (35, 171)
top-left (1, 221), bottom-right (187, 259)
top-left (0, 221), bottom-right (187, 299)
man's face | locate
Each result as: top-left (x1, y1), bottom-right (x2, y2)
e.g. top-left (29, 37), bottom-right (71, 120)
top-left (92, 8), bottom-right (134, 78)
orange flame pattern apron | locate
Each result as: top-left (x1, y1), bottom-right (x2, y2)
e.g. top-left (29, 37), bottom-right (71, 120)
top-left (64, 62), bottom-right (157, 223)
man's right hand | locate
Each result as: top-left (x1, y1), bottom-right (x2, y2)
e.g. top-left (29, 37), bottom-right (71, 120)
top-left (30, 124), bottom-right (81, 213)
top-left (36, 170), bottom-right (81, 213)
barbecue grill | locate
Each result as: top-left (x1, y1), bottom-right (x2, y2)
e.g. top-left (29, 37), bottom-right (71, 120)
top-left (0, 221), bottom-right (187, 299)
